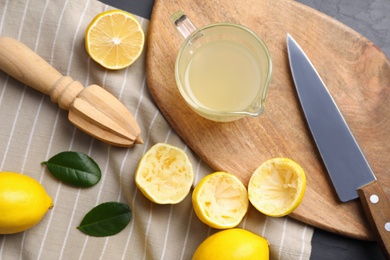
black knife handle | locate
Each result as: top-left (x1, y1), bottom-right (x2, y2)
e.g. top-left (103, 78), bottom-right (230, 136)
top-left (358, 180), bottom-right (390, 259)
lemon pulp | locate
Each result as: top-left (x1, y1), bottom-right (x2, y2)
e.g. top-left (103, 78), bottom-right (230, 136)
top-left (85, 9), bottom-right (145, 70)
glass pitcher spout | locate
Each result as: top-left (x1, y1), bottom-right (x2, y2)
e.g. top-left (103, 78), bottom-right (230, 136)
top-left (170, 11), bottom-right (197, 39)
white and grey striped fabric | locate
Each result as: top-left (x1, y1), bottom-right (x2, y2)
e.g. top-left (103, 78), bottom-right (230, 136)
top-left (0, 0), bottom-right (313, 259)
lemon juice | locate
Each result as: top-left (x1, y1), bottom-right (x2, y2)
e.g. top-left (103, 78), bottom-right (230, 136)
top-left (184, 40), bottom-right (261, 112)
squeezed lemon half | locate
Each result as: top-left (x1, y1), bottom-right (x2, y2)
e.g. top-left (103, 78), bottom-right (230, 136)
top-left (85, 9), bottom-right (145, 70)
top-left (248, 157), bottom-right (306, 217)
top-left (135, 143), bottom-right (194, 204)
top-left (192, 172), bottom-right (249, 229)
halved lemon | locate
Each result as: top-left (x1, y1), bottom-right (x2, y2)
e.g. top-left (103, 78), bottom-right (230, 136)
top-left (248, 157), bottom-right (306, 217)
top-left (192, 172), bottom-right (249, 229)
top-left (85, 9), bottom-right (145, 70)
top-left (135, 143), bottom-right (194, 204)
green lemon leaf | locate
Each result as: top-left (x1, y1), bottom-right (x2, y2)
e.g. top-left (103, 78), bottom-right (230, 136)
top-left (42, 151), bottom-right (101, 187)
top-left (77, 202), bottom-right (132, 237)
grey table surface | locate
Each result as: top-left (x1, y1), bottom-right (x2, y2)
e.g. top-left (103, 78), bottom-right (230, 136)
top-left (100, 0), bottom-right (389, 259)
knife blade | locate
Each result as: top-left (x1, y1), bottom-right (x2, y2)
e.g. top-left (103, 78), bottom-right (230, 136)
top-left (286, 34), bottom-right (390, 257)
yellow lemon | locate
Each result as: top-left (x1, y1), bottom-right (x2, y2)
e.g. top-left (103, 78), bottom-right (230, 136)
top-left (85, 9), bottom-right (145, 70)
top-left (192, 172), bottom-right (248, 229)
top-left (135, 143), bottom-right (194, 204)
top-left (192, 228), bottom-right (269, 260)
top-left (0, 172), bottom-right (53, 234)
top-left (248, 157), bottom-right (306, 217)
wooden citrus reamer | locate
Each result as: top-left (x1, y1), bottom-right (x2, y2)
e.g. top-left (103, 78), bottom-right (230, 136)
top-left (0, 37), bottom-right (142, 147)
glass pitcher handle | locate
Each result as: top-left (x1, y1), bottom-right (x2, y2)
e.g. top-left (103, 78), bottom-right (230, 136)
top-left (170, 10), bottom-right (197, 39)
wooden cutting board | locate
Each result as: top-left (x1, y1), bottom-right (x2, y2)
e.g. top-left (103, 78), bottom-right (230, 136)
top-left (146, 0), bottom-right (390, 240)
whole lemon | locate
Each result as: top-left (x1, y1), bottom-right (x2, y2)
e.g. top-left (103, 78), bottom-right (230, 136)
top-left (192, 228), bottom-right (269, 260)
top-left (0, 172), bottom-right (53, 234)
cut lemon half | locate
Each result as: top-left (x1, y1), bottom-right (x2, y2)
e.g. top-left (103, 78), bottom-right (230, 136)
top-left (85, 9), bottom-right (145, 70)
top-left (135, 143), bottom-right (194, 204)
top-left (192, 172), bottom-right (249, 229)
top-left (248, 157), bottom-right (306, 217)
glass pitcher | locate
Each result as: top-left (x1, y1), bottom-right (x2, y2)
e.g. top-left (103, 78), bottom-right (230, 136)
top-left (171, 11), bottom-right (272, 122)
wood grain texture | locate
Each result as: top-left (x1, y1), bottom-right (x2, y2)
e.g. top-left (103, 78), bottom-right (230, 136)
top-left (146, 0), bottom-right (390, 240)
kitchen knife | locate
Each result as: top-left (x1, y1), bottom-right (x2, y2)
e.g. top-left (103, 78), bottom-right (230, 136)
top-left (287, 34), bottom-right (390, 257)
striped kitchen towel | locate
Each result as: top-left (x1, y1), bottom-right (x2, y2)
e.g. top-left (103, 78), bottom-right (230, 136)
top-left (0, 0), bottom-right (313, 259)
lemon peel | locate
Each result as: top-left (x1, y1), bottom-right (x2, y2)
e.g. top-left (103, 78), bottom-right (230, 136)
top-left (192, 228), bottom-right (269, 260)
top-left (0, 172), bottom-right (53, 234)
